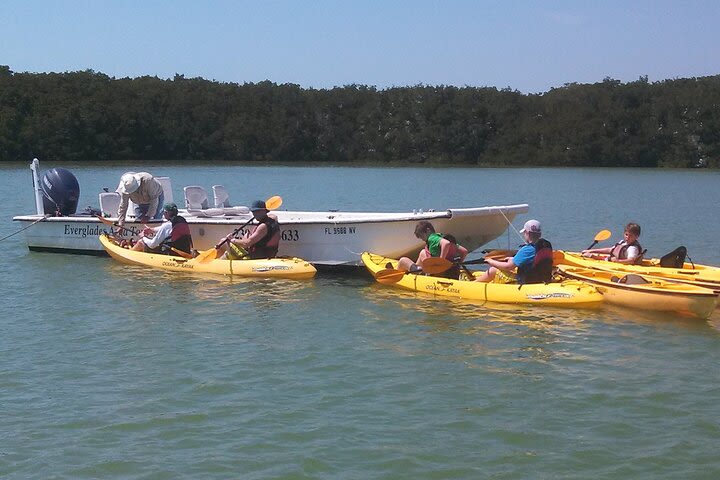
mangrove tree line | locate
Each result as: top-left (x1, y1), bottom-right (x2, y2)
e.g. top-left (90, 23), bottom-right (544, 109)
top-left (1, 65), bottom-right (718, 167)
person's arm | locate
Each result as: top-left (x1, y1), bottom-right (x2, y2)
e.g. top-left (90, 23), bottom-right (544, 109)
top-left (439, 238), bottom-right (468, 261)
top-left (439, 238), bottom-right (454, 260)
top-left (117, 194), bottom-right (129, 226)
top-left (145, 186), bottom-right (161, 221)
top-left (582, 246), bottom-right (612, 256)
top-left (484, 256), bottom-right (517, 273)
top-left (143, 222), bottom-right (172, 249)
top-left (237, 223), bottom-right (268, 249)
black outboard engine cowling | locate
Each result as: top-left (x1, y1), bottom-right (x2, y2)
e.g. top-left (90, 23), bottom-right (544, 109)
top-left (41, 167), bottom-right (80, 216)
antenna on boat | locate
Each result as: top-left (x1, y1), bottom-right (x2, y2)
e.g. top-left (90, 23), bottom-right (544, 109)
top-left (30, 158), bottom-right (44, 215)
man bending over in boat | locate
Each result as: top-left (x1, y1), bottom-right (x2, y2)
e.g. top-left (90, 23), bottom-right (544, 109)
top-left (397, 221), bottom-right (468, 279)
top-left (219, 200), bottom-right (280, 259)
top-left (116, 172), bottom-right (165, 228)
top-left (131, 203), bottom-right (193, 256)
top-left (581, 222), bottom-right (643, 264)
top-left (474, 219), bottom-right (553, 284)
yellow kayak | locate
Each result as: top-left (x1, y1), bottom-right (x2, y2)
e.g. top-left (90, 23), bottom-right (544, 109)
top-left (99, 234), bottom-right (316, 279)
top-left (554, 251), bottom-right (720, 293)
top-left (362, 252), bottom-right (603, 308)
top-left (557, 265), bottom-right (718, 319)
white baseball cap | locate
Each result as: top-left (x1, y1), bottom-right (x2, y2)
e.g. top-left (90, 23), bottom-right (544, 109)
top-left (117, 172), bottom-right (139, 194)
top-left (519, 219), bottom-right (541, 234)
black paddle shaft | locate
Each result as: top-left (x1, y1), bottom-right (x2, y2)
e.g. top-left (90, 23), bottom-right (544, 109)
top-left (214, 217), bottom-right (255, 249)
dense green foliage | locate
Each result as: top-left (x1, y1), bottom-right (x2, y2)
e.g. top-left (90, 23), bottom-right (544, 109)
top-left (1, 65), bottom-right (718, 167)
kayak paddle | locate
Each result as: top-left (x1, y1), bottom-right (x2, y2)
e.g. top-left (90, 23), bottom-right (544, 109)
top-left (586, 229), bottom-right (612, 250)
top-left (96, 214), bottom-right (138, 235)
top-left (374, 268), bottom-right (411, 284)
top-left (420, 251), bottom-right (512, 275)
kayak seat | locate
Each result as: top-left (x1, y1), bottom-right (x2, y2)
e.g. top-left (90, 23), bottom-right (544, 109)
top-left (156, 176), bottom-right (173, 204)
top-left (184, 186), bottom-right (209, 210)
top-left (212, 185), bottom-right (231, 208)
top-left (659, 246), bottom-right (687, 268)
top-left (618, 274), bottom-right (650, 285)
top-left (99, 192), bottom-right (121, 217)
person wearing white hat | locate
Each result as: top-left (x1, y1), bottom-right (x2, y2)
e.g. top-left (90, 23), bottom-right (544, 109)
top-left (116, 172), bottom-right (165, 226)
top-left (474, 219), bottom-right (553, 284)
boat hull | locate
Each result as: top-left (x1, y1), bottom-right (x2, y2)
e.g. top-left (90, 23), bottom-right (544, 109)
top-left (557, 266), bottom-right (718, 319)
top-left (555, 251), bottom-right (720, 293)
top-left (14, 204), bottom-right (528, 266)
top-left (362, 253), bottom-right (603, 308)
top-left (100, 234), bottom-right (316, 279)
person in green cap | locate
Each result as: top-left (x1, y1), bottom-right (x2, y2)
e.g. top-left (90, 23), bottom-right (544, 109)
top-left (131, 202), bottom-right (193, 255)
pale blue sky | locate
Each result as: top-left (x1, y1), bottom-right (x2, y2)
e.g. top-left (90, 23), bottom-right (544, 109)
top-left (2, 0), bottom-right (719, 93)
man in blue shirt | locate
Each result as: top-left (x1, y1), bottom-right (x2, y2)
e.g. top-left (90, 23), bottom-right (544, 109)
top-left (475, 219), bottom-right (544, 284)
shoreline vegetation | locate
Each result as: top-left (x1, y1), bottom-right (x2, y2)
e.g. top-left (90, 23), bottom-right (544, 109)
top-left (1, 65), bottom-right (717, 168)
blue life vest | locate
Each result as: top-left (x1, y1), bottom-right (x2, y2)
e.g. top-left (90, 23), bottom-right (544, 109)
top-left (516, 238), bottom-right (553, 284)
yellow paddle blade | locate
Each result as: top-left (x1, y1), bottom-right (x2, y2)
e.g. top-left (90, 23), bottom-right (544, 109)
top-left (374, 269), bottom-right (407, 284)
top-left (483, 249), bottom-right (517, 260)
top-left (595, 229), bottom-right (612, 242)
top-left (196, 248), bottom-right (219, 263)
top-left (420, 257), bottom-right (454, 275)
top-left (265, 195), bottom-right (282, 210)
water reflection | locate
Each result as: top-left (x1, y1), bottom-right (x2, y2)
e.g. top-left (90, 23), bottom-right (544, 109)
top-left (100, 261), bottom-right (317, 313)
top-left (361, 279), bottom-right (719, 332)
top-left (357, 279), bottom-right (720, 379)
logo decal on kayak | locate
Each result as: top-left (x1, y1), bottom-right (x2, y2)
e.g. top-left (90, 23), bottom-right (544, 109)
top-left (162, 261), bottom-right (194, 269)
top-left (425, 284), bottom-right (461, 294)
top-left (252, 265), bottom-right (292, 272)
top-left (526, 292), bottom-right (572, 300)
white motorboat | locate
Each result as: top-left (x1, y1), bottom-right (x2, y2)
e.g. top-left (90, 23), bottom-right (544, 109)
top-left (12, 159), bottom-right (529, 266)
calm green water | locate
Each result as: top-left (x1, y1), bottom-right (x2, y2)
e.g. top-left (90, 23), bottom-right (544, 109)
top-left (2, 163), bottom-right (720, 479)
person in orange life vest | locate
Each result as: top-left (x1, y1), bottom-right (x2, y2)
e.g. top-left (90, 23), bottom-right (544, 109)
top-left (131, 203), bottom-right (193, 255)
top-left (582, 222), bottom-right (643, 264)
top-left (220, 200), bottom-right (281, 260)
top-left (396, 220), bottom-right (468, 279)
top-left (474, 219), bottom-right (553, 284)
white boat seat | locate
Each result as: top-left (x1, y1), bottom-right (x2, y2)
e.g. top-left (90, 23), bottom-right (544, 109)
top-left (156, 176), bottom-right (173, 204)
top-left (99, 192), bottom-right (121, 217)
top-left (184, 186), bottom-right (208, 209)
top-left (212, 185), bottom-right (231, 208)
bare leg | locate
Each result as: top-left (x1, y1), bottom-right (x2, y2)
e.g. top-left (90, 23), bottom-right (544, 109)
top-left (474, 266), bottom-right (497, 283)
top-left (131, 240), bottom-right (145, 252)
top-left (417, 249), bottom-right (431, 264)
top-left (397, 256), bottom-right (416, 272)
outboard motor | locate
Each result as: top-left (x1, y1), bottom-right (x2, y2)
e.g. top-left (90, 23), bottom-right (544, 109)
top-left (41, 167), bottom-right (80, 216)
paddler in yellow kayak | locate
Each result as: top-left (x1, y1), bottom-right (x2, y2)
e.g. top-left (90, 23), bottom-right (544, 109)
top-left (396, 220), bottom-right (468, 279)
top-left (219, 200), bottom-right (281, 259)
top-left (581, 222), bottom-right (643, 264)
top-left (130, 202), bottom-right (193, 256)
top-left (474, 219), bottom-right (553, 284)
